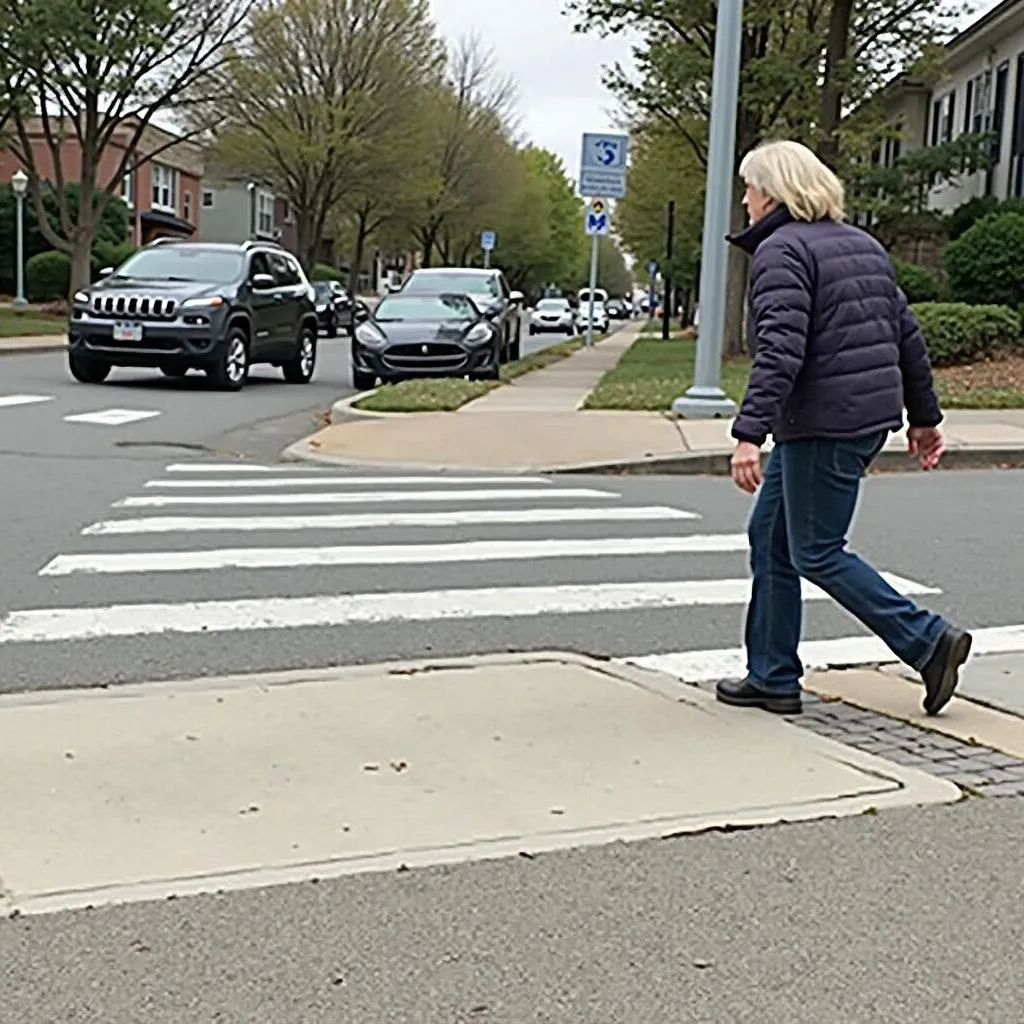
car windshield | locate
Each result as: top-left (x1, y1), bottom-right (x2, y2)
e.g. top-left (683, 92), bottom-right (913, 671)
top-left (112, 247), bottom-right (244, 284)
top-left (375, 294), bottom-right (479, 321)
top-left (403, 273), bottom-right (498, 298)
top-left (312, 283), bottom-right (334, 298)
top-left (537, 299), bottom-right (569, 310)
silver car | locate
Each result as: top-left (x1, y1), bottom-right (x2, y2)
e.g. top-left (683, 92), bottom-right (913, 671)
top-left (529, 297), bottom-right (575, 336)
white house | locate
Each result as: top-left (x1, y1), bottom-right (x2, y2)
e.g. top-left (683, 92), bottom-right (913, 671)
top-left (871, 0), bottom-right (1024, 212)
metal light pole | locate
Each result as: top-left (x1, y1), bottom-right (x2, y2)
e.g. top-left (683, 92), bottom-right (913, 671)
top-left (661, 199), bottom-right (675, 340)
top-left (11, 169), bottom-right (28, 309)
top-left (672, 0), bottom-right (744, 419)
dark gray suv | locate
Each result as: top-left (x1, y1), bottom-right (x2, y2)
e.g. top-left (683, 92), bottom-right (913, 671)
top-left (67, 239), bottom-right (320, 391)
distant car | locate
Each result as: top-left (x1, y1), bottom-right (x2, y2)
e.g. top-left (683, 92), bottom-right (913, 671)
top-left (605, 298), bottom-right (629, 320)
top-left (351, 292), bottom-right (504, 390)
top-left (575, 304), bottom-right (609, 334)
top-left (399, 267), bottom-right (524, 362)
top-left (529, 297), bottom-right (575, 336)
top-left (312, 280), bottom-right (370, 337)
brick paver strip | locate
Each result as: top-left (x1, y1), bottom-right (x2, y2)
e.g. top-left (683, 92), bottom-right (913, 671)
top-left (790, 694), bottom-right (1024, 797)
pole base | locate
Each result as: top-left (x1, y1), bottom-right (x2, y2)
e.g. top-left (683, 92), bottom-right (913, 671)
top-left (11, 297), bottom-right (28, 309)
top-left (672, 388), bottom-right (737, 419)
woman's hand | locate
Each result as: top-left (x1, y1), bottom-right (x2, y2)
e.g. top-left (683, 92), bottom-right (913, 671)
top-left (731, 441), bottom-right (763, 493)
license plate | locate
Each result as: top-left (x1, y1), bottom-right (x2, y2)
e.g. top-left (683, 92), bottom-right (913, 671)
top-left (113, 321), bottom-right (143, 342)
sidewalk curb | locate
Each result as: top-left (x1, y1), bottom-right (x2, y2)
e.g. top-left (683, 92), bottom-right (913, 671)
top-left (552, 446), bottom-right (1024, 476)
top-left (0, 341), bottom-right (67, 356)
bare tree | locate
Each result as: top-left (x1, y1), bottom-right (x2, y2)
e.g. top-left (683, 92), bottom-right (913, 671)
top-left (409, 34), bottom-right (521, 266)
top-left (204, 0), bottom-right (444, 270)
top-left (0, 0), bottom-right (253, 295)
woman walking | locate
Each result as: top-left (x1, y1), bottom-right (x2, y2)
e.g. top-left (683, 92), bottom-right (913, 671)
top-left (717, 140), bottom-right (972, 718)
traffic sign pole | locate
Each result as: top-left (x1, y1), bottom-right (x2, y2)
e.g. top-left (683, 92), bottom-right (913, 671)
top-left (671, 0), bottom-right (742, 419)
top-left (586, 233), bottom-right (599, 348)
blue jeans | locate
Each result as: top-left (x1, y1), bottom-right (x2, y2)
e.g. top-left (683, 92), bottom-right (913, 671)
top-left (744, 431), bottom-right (947, 695)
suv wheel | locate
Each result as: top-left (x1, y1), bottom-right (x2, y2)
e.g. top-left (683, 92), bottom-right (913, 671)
top-left (68, 351), bottom-right (111, 384)
top-left (283, 325), bottom-right (317, 384)
top-left (207, 328), bottom-right (249, 391)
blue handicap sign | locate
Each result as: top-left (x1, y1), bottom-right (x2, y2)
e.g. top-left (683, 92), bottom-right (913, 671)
top-left (647, 260), bottom-right (658, 276)
top-left (481, 230), bottom-right (496, 251)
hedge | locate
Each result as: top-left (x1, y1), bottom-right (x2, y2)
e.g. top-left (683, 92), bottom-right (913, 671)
top-left (310, 263), bottom-right (341, 281)
top-left (892, 256), bottom-right (942, 303)
top-left (944, 212), bottom-right (1024, 308)
top-left (912, 302), bottom-right (1021, 367)
top-left (26, 250), bottom-right (71, 302)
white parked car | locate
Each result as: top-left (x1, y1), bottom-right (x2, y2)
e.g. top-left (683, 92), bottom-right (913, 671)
top-left (529, 297), bottom-right (575, 335)
top-left (575, 303), bottom-right (609, 334)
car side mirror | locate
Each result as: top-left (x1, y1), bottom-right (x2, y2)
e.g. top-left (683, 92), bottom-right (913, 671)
top-left (98, 267), bottom-right (113, 278)
top-left (252, 273), bottom-right (275, 290)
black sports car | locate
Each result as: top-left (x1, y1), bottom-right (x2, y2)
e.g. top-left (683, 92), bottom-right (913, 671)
top-left (350, 292), bottom-right (501, 390)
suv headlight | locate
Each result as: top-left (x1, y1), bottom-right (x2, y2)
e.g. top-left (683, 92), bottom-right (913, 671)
top-left (354, 323), bottom-right (386, 346)
top-left (74, 290), bottom-right (90, 304)
top-left (465, 323), bottom-right (492, 343)
top-left (181, 296), bottom-right (225, 309)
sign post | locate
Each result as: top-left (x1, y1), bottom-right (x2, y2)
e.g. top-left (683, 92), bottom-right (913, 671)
top-left (579, 133), bottom-right (628, 348)
top-left (480, 230), bottom-right (496, 269)
top-left (583, 198), bottom-right (610, 347)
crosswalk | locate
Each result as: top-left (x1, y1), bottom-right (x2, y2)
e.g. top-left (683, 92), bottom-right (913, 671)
top-left (0, 391), bottom-right (162, 426)
top-left (5, 464), bottom-right (943, 667)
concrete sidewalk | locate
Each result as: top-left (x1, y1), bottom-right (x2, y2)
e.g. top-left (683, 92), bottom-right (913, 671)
top-left (296, 320), bottom-right (1024, 471)
top-left (0, 334), bottom-right (66, 355)
top-left (0, 651), bottom-right (959, 917)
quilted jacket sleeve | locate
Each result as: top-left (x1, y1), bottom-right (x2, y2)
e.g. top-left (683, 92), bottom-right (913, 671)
top-left (895, 288), bottom-right (943, 428)
top-left (731, 238), bottom-right (813, 446)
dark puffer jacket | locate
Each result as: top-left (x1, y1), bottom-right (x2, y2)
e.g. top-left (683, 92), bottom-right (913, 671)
top-left (729, 206), bottom-right (942, 447)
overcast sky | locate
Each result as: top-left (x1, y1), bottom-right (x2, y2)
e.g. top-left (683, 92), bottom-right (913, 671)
top-left (427, 0), bottom-right (635, 179)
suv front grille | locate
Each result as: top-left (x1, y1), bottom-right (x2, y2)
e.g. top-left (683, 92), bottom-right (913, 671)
top-left (91, 294), bottom-right (178, 320)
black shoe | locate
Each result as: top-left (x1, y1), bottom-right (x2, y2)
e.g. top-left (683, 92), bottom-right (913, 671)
top-left (921, 627), bottom-right (973, 716)
top-left (716, 678), bottom-right (802, 715)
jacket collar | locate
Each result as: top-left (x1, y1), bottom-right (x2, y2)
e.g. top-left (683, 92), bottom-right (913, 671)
top-left (727, 204), bottom-right (794, 256)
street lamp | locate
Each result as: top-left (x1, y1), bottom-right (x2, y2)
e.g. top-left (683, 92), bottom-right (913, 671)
top-left (11, 168), bottom-right (28, 309)
top-left (671, 0), bottom-right (744, 419)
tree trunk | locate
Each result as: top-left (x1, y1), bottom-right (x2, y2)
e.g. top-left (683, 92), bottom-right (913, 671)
top-left (723, 182), bottom-right (749, 358)
top-left (350, 212), bottom-right (368, 296)
top-left (818, 0), bottom-right (854, 168)
top-left (69, 232), bottom-right (93, 299)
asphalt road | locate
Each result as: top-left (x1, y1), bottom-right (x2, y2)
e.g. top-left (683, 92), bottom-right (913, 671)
top-left (2, 795), bottom-right (1021, 1022)
top-left (0, 458), bottom-right (1021, 692)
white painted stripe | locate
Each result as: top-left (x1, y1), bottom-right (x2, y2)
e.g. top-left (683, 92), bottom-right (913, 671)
top-left (166, 464), bottom-right (298, 472)
top-left (41, 533), bottom-right (751, 576)
top-left (113, 487), bottom-right (617, 508)
top-left (64, 408), bottom-right (161, 426)
top-left (144, 475), bottom-right (551, 489)
top-left (623, 623), bottom-right (1024, 683)
top-left (0, 575), bottom-right (938, 645)
top-left (0, 394), bottom-right (55, 408)
top-left (82, 505), bottom-right (700, 536)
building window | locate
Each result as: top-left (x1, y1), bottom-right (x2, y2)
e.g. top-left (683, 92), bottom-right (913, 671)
top-left (971, 71), bottom-right (992, 135)
top-left (122, 168), bottom-right (135, 208)
top-left (283, 200), bottom-right (294, 224)
top-left (941, 91), bottom-right (955, 143)
top-left (201, 189), bottom-right (214, 209)
top-left (257, 191), bottom-right (275, 236)
top-left (183, 191), bottom-right (193, 223)
top-left (151, 164), bottom-right (178, 212)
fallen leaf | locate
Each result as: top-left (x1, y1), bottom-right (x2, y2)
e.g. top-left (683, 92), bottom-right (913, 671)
top-left (390, 759), bottom-right (408, 773)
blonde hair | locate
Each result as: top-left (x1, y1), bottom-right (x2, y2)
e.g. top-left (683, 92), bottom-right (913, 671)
top-left (739, 140), bottom-right (845, 222)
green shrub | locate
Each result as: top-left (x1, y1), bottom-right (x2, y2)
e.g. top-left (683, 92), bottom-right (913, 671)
top-left (912, 302), bottom-right (1021, 367)
top-left (892, 256), bottom-right (942, 303)
top-left (944, 212), bottom-right (1024, 308)
top-left (947, 196), bottom-right (1024, 240)
top-left (92, 240), bottom-right (137, 278)
top-left (26, 250), bottom-right (71, 302)
top-left (310, 263), bottom-right (341, 281)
